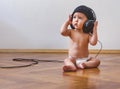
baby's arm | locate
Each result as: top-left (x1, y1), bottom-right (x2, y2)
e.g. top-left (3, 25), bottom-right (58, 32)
top-left (60, 15), bottom-right (72, 36)
top-left (89, 21), bottom-right (98, 45)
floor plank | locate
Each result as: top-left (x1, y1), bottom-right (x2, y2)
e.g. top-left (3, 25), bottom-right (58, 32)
top-left (0, 53), bottom-right (120, 89)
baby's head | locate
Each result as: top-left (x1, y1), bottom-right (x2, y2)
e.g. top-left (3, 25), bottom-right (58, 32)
top-left (70, 5), bottom-right (96, 33)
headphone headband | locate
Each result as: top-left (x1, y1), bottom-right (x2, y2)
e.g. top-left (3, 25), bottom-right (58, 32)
top-left (90, 8), bottom-right (96, 21)
top-left (72, 5), bottom-right (96, 21)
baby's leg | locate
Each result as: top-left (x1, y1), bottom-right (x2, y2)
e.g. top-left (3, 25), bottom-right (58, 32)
top-left (83, 57), bottom-right (100, 69)
top-left (63, 58), bottom-right (77, 72)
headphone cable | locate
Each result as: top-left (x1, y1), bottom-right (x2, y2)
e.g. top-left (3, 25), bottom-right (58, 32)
top-left (94, 40), bottom-right (103, 58)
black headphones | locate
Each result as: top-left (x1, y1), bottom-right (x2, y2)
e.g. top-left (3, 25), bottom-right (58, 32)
top-left (82, 10), bottom-right (96, 33)
top-left (70, 6), bottom-right (96, 34)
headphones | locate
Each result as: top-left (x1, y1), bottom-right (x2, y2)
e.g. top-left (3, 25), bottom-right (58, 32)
top-left (70, 7), bottom-right (96, 34)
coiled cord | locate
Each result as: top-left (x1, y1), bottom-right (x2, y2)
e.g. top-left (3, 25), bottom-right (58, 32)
top-left (0, 58), bottom-right (63, 68)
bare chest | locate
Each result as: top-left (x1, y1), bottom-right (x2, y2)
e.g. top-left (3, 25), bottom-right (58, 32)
top-left (70, 31), bottom-right (89, 44)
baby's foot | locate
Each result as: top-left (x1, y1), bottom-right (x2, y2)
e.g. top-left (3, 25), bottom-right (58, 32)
top-left (63, 65), bottom-right (76, 72)
top-left (77, 63), bottom-right (86, 69)
top-left (63, 59), bottom-right (76, 72)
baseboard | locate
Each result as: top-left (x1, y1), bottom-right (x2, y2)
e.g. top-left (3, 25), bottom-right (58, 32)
top-left (89, 50), bottom-right (120, 54)
top-left (0, 49), bottom-right (67, 53)
top-left (0, 49), bottom-right (120, 54)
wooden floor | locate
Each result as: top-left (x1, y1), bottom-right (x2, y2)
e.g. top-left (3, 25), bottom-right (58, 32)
top-left (0, 53), bottom-right (120, 89)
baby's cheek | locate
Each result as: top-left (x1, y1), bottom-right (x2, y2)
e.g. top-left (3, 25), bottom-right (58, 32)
top-left (78, 21), bottom-right (83, 26)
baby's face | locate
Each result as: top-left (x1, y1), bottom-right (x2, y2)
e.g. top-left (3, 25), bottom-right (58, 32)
top-left (72, 12), bottom-right (87, 30)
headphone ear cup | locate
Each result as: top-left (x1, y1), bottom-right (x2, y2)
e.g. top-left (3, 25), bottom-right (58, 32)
top-left (83, 20), bottom-right (94, 33)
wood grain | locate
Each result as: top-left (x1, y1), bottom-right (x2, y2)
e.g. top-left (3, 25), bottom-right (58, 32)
top-left (0, 53), bottom-right (120, 89)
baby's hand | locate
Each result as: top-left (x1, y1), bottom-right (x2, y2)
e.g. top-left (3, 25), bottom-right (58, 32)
top-left (66, 15), bottom-right (72, 25)
top-left (93, 21), bottom-right (98, 32)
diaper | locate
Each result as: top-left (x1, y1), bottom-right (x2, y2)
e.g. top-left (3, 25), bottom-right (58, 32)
top-left (76, 57), bottom-right (89, 65)
top-left (68, 55), bottom-right (89, 65)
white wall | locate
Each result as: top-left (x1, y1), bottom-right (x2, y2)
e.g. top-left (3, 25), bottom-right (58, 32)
top-left (0, 0), bottom-right (120, 49)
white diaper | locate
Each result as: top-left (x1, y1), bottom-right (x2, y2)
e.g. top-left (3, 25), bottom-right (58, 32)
top-left (76, 57), bottom-right (89, 65)
top-left (69, 55), bottom-right (89, 65)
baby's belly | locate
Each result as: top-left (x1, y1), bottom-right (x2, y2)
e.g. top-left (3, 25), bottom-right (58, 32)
top-left (69, 46), bottom-right (89, 58)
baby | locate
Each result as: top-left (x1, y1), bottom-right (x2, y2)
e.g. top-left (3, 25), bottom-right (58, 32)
top-left (60, 5), bottom-right (100, 72)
